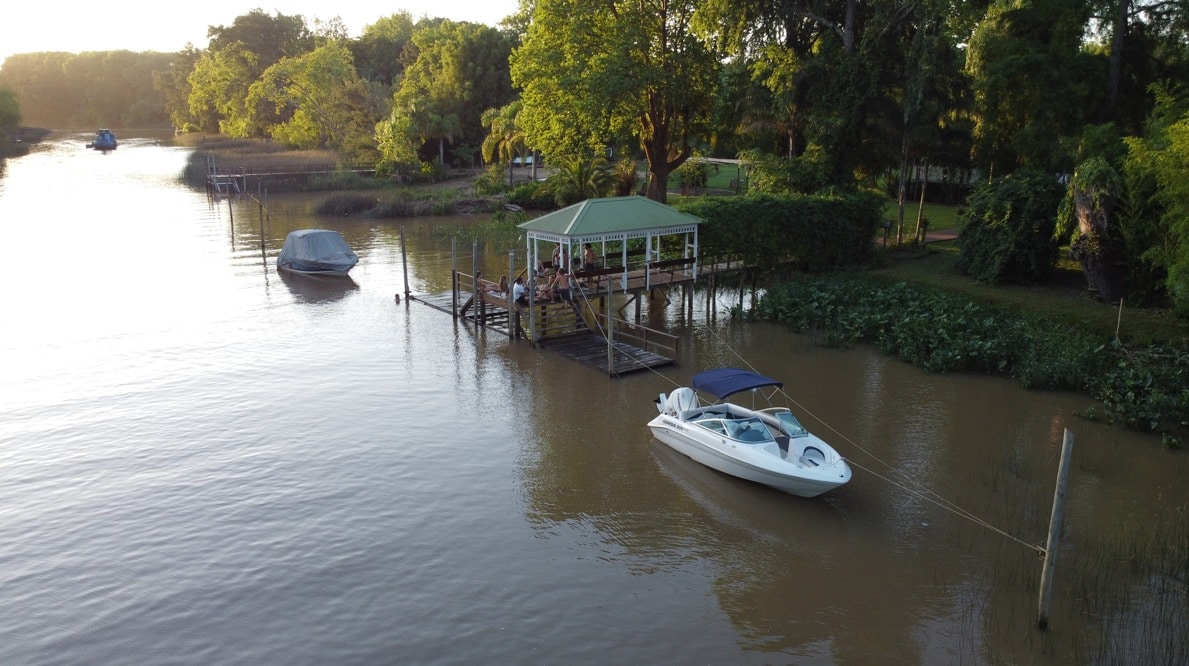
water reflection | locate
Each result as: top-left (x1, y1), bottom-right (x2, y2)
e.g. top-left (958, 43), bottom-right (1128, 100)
top-left (279, 271), bottom-right (360, 303)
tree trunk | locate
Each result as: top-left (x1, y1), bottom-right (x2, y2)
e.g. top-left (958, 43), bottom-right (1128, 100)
top-left (896, 151), bottom-right (908, 245)
top-left (1107, 0), bottom-right (1129, 111)
top-left (913, 163), bottom-right (928, 243)
top-left (1071, 185), bottom-right (1126, 302)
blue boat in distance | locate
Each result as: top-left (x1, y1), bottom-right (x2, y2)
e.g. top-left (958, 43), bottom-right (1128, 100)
top-left (87, 129), bottom-right (117, 151)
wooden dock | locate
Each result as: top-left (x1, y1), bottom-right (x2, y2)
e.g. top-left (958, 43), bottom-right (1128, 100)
top-left (409, 284), bottom-right (680, 376)
top-left (405, 257), bottom-right (746, 376)
top-left (538, 333), bottom-right (674, 376)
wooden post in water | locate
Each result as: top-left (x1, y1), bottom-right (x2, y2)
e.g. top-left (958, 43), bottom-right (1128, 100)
top-left (472, 240), bottom-right (480, 326)
top-left (1037, 428), bottom-right (1074, 630)
top-left (400, 226), bottom-right (410, 301)
top-left (508, 250), bottom-right (516, 340)
top-left (606, 309), bottom-right (615, 377)
top-left (257, 195), bottom-right (265, 255)
top-left (450, 237), bottom-right (458, 319)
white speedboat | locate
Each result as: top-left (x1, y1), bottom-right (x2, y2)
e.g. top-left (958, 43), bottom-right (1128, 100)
top-left (647, 368), bottom-right (851, 498)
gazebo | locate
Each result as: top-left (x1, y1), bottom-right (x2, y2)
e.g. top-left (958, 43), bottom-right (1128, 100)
top-left (517, 195), bottom-right (702, 292)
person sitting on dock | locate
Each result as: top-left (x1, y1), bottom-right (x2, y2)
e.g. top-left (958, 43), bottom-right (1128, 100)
top-left (513, 276), bottom-right (528, 307)
top-left (477, 273), bottom-right (507, 295)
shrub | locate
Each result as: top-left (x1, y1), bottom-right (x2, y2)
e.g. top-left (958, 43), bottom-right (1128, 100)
top-left (956, 168), bottom-right (1063, 284)
top-left (315, 194), bottom-right (377, 216)
top-left (506, 181), bottom-right (556, 210)
top-left (677, 192), bottom-right (881, 272)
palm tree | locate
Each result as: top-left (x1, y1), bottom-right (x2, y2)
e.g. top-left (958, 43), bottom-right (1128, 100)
top-left (481, 101), bottom-right (527, 187)
top-left (548, 155), bottom-right (613, 206)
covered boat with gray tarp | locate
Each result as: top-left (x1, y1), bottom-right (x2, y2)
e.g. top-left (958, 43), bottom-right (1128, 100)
top-left (277, 229), bottom-right (359, 277)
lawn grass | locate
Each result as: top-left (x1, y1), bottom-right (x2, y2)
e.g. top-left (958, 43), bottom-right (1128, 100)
top-left (873, 241), bottom-right (1187, 346)
top-left (883, 198), bottom-right (963, 230)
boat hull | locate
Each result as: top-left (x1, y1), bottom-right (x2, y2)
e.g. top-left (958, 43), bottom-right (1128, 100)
top-left (648, 415), bottom-right (850, 498)
top-left (277, 264), bottom-right (353, 277)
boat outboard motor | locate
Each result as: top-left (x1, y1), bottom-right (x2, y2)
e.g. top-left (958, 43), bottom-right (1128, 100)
top-left (664, 387), bottom-right (697, 417)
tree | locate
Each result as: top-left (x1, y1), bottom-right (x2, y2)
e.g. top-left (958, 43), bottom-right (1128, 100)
top-left (0, 85), bottom-right (21, 138)
top-left (512, 0), bottom-right (720, 202)
top-left (187, 45), bottom-right (260, 136)
top-left (350, 13), bottom-right (416, 86)
top-left (188, 10), bottom-right (316, 137)
top-left (155, 45), bottom-right (203, 132)
top-left (386, 20), bottom-right (515, 167)
top-left (247, 42), bottom-right (380, 162)
top-left (956, 168), bottom-right (1065, 284)
top-left (1123, 87), bottom-right (1189, 315)
top-left (481, 101), bottom-right (529, 187)
top-left (548, 155), bottom-right (614, 206)
top-left (966, 0), bottom-right (1097, 174)
top-left (206, 9), bottom-right (314, 66)
top-left (697, 0), bottom-right (931, 187)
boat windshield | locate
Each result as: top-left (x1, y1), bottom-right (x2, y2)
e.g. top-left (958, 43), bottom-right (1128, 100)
top-left (772, 409), bottom-right (809, 437)
top-left (724, 417), bottom-right (773, 443)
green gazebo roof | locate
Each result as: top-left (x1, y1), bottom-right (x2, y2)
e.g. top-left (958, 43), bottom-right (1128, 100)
top-left (517, 196), bottom-right (701, 242)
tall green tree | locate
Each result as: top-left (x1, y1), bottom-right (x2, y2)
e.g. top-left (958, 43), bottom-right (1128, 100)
top-left (512, 0), bottom-right (720, 202)
top-left (188, 10), bottom-right (316, 136)
top-left (247, 42), bottom-right (380, 162)
top-left (205, 9), bottom-right (314, 67)
top-left (383, 19), bottom-right (515, 168)
top-left (966, 0), bottom-right (1097, 175)
top-left (0, 85), bottom-right (21, 138)
top-left (1123, 88), bottom-right (1189, 314)
top-left (187, 45), bottom-right (260, 136)
top-left (481, 100), bottom-right (529, 186)
top-left (350, 13), bottom-right (416, 86)
top-left (697, 0), bottom-right (930, 186)
top-left (154, 45), bottom-right (203, 132)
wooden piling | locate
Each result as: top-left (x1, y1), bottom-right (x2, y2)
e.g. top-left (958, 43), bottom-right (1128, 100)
top-left (508, 250), bottom-right (516, 340)
top-left (400, 226), bottom-right (410, 301)
top-left (1037, 428), bottom-right (1074, 630)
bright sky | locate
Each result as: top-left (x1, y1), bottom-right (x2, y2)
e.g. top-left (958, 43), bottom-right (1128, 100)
top-left (1, 1), bottom-right (521, 65)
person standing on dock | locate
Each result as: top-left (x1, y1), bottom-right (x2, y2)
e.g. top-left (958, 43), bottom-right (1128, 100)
top-left (553, 268), bottom-right (573, 302)
top-left (581, 243), bottom-right (596, 288)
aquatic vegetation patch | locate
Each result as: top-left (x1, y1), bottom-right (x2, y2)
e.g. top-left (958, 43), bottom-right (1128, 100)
top-left (749, 274), bottom-right (1188, 433)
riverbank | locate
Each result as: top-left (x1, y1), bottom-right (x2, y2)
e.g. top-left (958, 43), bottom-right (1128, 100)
top-left (0, 126), bottom-right (51, 158)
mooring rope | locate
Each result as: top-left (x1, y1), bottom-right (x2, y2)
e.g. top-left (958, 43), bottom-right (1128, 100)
top-left (703, 320), bottom-right (1045, 555)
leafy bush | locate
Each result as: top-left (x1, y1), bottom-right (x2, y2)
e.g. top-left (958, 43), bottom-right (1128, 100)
top-left (738, 148), bottom-right (831, 195)
top-left (749, 274), bottom-right (1188, 433)
top-left (956, 168), bottom-right (1063, 284)
top-left (677, 192), bottom-right (881, 272)
top-left (506, 180), bottom-right (557, 210)
top-left (474, 163), bottom-right (510, 195)
top-left (315, 194), bottom-right (377, 216)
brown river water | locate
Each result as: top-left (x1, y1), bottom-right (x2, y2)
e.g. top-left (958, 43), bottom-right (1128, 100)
top-left (0, 131), bottom-right (1184, 664)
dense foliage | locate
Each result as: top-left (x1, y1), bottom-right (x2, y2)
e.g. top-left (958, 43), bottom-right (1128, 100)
top-left (677, 193), bottom-right (882, 272)
top-left (0, 51), bottom-right (172, 127)
top-left (956, 169), bottom-right (1065, 284)
top-left (750, 275), bottom-right (1189, 436)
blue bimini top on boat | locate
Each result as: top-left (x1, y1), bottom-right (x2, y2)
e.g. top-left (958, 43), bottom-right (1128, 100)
top-left (691, 368), bottom-right (783, 401)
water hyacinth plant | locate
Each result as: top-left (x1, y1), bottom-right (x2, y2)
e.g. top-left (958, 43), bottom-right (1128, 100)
top-left (747, 274), bottom-right (1188, 436)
